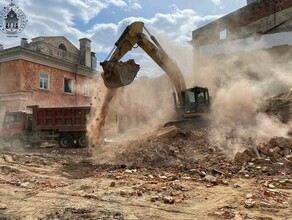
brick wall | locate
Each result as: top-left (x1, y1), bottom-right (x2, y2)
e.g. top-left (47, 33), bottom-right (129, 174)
top-left (0, 59), bottom-right (93, 110)
top-left (0, 60), bottom-right (21, 92)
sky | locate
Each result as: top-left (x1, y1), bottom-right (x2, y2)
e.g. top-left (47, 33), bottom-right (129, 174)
top-left (0, 0), bottom-right (247, 77)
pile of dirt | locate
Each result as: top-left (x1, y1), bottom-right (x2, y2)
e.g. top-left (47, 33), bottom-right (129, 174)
top-left (113, 126), bottom-right (210, 167)
top-left (109, 126), bottom-right (292, 182)
top-left (87, 90), bottom-right (292, 186)
top-left (109, 126), bottom-right (238, 184)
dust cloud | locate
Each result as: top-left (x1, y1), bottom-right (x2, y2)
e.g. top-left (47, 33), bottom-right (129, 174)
top-left (86, 73), bottom-right (175, 151)
top-left (196, 49), bottom-right (291, 156)
top-left (87, 88), bottom-right (117, 148)
top-left (110, 75), bottom-right (175, 133)
top-left (87, 30), bottom-right (291, 159)
top-left (0, 109), bottom-right (5, 150)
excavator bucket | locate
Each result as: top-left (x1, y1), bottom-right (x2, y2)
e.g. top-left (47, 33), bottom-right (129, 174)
top-left (100, 59), bottom-right (140, 89)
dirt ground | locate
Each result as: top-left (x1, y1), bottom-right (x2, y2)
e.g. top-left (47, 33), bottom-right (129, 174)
top-left (0, 129), bottom-right (291, 220)
top-left (0, 90), bottom-right (291, 220)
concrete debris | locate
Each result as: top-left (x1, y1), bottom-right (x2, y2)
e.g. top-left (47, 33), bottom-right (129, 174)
top-left (3, 155), bottom-right (14, 163)
top-left (204, 175), bottom-right (217, 184)
top-left (246, 193), bottom-right (253, 199)
top-left (234, 148), bottom-right (255, 165)
top-left (234, 137), bottom-right (292, 177)
top-left (154, 126), bottom-right (180, 139)
top-left (244, 198), bottom-right (256, 208)
top-left (150, 195), bottom-right (160, 202)
top-left (163, 196), bottom-right (175, 204)
top-left (0, 203), bottom-right (7, 210)
top-left (261, 90), bottom-right (292, 124)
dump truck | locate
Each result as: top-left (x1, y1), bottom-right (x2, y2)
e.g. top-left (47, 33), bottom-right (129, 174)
top-left (100, 21), bottom-right (210, 127)
top-left (0, 105), bottom-right (90, 148)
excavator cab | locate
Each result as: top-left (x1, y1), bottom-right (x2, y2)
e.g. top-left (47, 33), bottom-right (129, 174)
top-left (183, 87), bottom-right (210, 117)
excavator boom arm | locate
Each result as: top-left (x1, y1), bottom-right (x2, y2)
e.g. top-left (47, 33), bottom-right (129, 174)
top-left (101, 21), bottom-right (186, 108)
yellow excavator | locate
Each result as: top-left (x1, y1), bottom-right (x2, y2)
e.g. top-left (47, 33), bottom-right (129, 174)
top-left (100, 21), bottom-right (210, 127)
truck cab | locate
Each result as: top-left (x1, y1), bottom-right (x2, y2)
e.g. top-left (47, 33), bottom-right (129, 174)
top-left (1, 111), bottom-right (32, 146)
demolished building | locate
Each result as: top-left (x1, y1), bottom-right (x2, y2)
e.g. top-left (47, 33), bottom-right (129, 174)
top-left (191, 0), bottom-right (292, 90)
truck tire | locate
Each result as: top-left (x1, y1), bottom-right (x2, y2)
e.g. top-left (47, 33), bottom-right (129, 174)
top-left (10, 136), bottom-right (25, 148)
top-left (58, 134), bottom-right (74, 148)
top-left (77, 135), bottom-right (88, 148)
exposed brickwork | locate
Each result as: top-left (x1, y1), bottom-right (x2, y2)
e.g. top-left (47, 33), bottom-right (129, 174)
top-left (19, 59), bottom-right (92, 108)
top-left (0, 60), bottom-right (92, 110)
top-left (0, 60), bottom-right (21, 92)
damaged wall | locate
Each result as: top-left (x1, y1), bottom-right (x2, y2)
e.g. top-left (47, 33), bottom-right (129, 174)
top-left (191, 0), bottom-right (292, 86)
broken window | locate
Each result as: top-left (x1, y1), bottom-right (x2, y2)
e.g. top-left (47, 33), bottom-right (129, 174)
top-left (39, 72), bottom-right (49, 90)
top-left (64, 78), bottom-right (72, 93)
top-left (219, 29), bottom-right (227, 40)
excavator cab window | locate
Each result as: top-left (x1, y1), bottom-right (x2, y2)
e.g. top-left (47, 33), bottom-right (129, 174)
top-left (184, 87), bottom-right (209, 114)
top-left (186, 91), bottom-right (196, 104)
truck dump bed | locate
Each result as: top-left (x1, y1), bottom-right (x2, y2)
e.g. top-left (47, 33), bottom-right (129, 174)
top-left (28, 105), bottom-right (91, 132)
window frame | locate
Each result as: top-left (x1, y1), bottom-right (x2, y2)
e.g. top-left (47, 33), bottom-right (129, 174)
top-left (58, 43), bottom-right (67, 51)
top-left (64, 77), bottom-right (72, 94)
top-left (39, 72), bottom-right (50, 90)
top-left (219, 29), bottom-right (227, 40)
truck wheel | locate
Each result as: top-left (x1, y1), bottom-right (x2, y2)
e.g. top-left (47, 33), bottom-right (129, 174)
top-left (11, 136), bottom-right (25, 148)
top-left (58, 134), bottom-right (74, 148)
top-left (77, 135), bottom-right (88, 148)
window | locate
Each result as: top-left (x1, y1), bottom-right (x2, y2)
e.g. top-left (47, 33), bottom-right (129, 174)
top-left (58, 43), bottom-right (67, 51)
top-left (4, 113), bottom-right (21, 123)
top-left (219, 29), bottom-right (227, 40)
top-left (186, 91), bottom-right (196, 103)
top-left (64, 78), bottom-right (72, 93)
top-left (197, 92), bottom-right (205, 103)
top-left (40, 72), bottom-right (49, 90)
top-left (83, 83), bottom-right (89, 96)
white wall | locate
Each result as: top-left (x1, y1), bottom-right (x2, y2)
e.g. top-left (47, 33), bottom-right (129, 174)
top-left (200, 31), bottom-right (292, 57)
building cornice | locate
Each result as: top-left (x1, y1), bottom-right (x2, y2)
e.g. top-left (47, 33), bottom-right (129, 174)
top-left (0, 46), bottom-right (99, 77)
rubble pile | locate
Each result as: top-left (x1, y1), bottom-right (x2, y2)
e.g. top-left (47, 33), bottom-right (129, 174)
top-left (234, 136), bottom-right (292, 177)
top-left (109, 126), bottom-right (238, 188)
top-left (113, 126), bottom-right (214, 167)
top-left (261, 89), bottom-right (292, 124)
